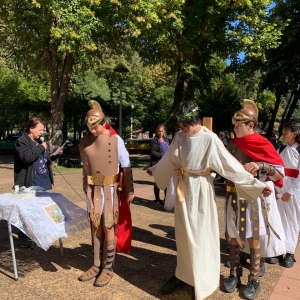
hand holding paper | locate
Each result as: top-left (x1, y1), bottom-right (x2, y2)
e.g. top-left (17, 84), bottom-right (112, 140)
top-left (50, 140), bottom-right (69, 156)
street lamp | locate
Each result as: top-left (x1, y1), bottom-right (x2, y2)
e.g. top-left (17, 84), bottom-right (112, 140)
top-left (130, 104), bottom-right (134, 139)
top-left (113, 64), bottom-right (129, 138)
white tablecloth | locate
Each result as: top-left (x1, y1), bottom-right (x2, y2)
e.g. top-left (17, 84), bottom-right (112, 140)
top-left (0, 192), bottom-right (89, 250)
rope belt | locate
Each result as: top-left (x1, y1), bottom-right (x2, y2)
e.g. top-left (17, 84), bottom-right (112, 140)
top-left (87, 172), bottom-right (119, 186)
top-left (285, 168), bottom-right (299, 178)
top-left (174, 168), bottom-right (211, 203)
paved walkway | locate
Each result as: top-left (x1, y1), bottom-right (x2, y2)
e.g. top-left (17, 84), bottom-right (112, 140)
top-left (0, 155), bottom-right (299, 299)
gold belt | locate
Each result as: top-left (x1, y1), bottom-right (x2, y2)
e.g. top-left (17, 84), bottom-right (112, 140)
top-left (174, 168), bottom-right (211, 203)
top-left (226, 186), bottom-right (236, 193)
top-left (87, 172), bottom-right (119, 186)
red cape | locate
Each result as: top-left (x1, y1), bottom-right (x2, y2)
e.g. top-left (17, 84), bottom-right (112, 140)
top-left (115, 174), bottom-right (132, 253)
top-left (89, 124), bottom-right (132, 253)
top-left (104, 124), bottom-right (117, 135)
top-left (232, 133), bottom-right (284, 187)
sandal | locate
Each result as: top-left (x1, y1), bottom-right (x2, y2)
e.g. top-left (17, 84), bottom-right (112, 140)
top-left (94, 269), bottom-right (114, 287)
top-left (78, 265), bottom-right (100, 282)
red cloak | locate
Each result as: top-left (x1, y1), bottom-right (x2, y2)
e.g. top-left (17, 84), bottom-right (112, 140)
top-left (232, 133), bottom-right (284, 187)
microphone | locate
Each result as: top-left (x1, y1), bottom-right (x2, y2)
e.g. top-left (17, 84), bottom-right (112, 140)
top-left (38, 136), bottom-right (44, 144)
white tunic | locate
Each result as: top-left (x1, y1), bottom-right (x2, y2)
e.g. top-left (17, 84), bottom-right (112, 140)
top-left (226, 161), bottom-right (286, 258)
top-left (275, 143), bottom-right (300, 253)
top-left (236, 179), bottom-right (286, 258)
top-left (150, 127), bottom-right (266, 300)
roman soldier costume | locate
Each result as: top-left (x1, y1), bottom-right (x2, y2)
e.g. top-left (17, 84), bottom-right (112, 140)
top-left (78, 100), bottom-right (134, 287)
top-left (223, 99), bottom-right (285, 299)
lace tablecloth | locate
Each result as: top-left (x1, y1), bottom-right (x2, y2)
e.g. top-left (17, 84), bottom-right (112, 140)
top-left (0, 192), bottom-right (89, 251)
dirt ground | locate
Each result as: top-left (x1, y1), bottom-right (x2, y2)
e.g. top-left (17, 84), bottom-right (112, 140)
top-left (0, 155), bottom-right (285, 300)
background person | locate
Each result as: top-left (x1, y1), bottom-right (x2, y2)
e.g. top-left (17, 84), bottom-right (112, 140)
top-left (273, 130), bottom-right (283, 150)
top-left (14, 117), bottom-right (62, 247)
top-left (219, 131), bottom-right (228, 148)
top-left (276, 121), bottom-right (300, 268)
top-left (225, 131), bottom-right (235, 143)
top-left (149, 124), bottom-right (170, 205)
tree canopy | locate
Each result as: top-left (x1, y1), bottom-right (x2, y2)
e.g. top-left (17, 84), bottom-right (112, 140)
top-left (0, 0), bottom-right (296, 142)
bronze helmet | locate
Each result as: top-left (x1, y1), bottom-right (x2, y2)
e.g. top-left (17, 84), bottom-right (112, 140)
top-left (85, 100), bottom-right (105, 129)
top-left (232, 99), bottom-right (258, 124)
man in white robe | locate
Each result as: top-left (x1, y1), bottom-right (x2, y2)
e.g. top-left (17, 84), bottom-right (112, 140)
top-left (147, 101), bottom-right (273, 300)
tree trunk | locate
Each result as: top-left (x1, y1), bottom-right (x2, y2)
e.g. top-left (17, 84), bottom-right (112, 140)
top-left (62, 119), bottom-right (68, 142)
top-left (279, 91), bottom-right (294, 135)
top-left (284, 89), bottom-right (300, 124)
top-left (73, 115), bottom-right (77, 146)
top-left (267, 87), bottom-right (283, 136)
top-left (46, 50), bottom-right (74, 151)
top-left (50, 109), bottom-right (64, 153)
top-left (185, 79), bottom-right (196, 101)
top-left (171, 64), bottom-right (185, 137)
top-left (172, 64), bottom-right (185, 111)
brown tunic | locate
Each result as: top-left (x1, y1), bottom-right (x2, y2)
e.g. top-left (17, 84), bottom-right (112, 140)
top-left (79, 133), bottom-right (119, 229)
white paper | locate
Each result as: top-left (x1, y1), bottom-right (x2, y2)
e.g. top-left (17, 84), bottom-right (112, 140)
top-left (50, 140), bottom-right (69, 156)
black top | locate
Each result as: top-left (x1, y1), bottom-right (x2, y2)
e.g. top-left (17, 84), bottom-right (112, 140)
top-left (149, 136), bottom-right (170, 167)
top-left (14, 133), bottom-right (58, 188)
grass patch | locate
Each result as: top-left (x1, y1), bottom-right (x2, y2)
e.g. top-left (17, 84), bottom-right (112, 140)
top-left (52, 159), bottom-right (150, 173)
top-left (130, 159), bottom-right (150, 169)
top-left (52, 165), bottom-right (83, 174)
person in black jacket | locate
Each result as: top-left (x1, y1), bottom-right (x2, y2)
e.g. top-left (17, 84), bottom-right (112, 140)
top-left (14, 117), bottom-right (62, 247)
top-left (149, 124), bottom-right (170, 205)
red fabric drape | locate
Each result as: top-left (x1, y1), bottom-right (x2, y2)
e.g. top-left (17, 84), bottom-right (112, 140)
top-left (104, 124), bottom-right (117, 135)
top-left (232, 134), bottom-right (284, 187)
top-left (115, 179), bottom-right (132, 253)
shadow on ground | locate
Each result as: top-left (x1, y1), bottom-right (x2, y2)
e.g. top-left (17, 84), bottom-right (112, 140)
top-left (0, 235), bottom-right (182, 298)
top-left (133, 180), bottom-right (154, 185)
top-left (132, 196), bottom-right (174, 213)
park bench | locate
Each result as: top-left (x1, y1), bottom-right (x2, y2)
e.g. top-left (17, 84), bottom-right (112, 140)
top-left (125, 139), bottom-right (150, 154)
